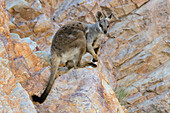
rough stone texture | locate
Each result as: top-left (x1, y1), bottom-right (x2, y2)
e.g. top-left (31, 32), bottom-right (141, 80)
top-left (33, 14), bottom-right (51, 33)
top-left (1, 0), bottom-right (169, 112)
top-left (2, 0), bottom-right (128, 112)
top-left (100, 0), bottom-right (169, 112)
top-left (32, 68), bottom-right (125, 113)
top-left (132, 0), bottom-right (149, 7)
top-left (0, 0), bottom-right (36, 112)
top-left (11, 33), bottom-right (43, 72)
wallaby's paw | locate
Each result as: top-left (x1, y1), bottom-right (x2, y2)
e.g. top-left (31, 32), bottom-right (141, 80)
top-left (92, 58), bottom-right (98, 62)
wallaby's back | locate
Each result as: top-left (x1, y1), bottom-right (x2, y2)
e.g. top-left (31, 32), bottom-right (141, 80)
top-left (32, 22), bottom-right (87, 104)
top-left (51, 22), bottom-right (86, 53)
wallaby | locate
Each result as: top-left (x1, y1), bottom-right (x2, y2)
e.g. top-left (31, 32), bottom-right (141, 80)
top-left (85, 11), bottom-right (111, 61)
top-left (32, 11), bottom-right (111, 104)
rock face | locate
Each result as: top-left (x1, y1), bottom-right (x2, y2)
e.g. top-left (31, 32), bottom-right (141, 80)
top-left (1, 0), bottom-right (169, 112)
top-left (99, 0), bottom-right (169, 112)
top-left (33, 68), bottom-right (125, 113)
top-left (0, 0), bottom-right (36, 112)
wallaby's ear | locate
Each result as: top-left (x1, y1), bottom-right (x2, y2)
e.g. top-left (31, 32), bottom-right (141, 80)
top-left (96, 11), bottom-right (103, 21)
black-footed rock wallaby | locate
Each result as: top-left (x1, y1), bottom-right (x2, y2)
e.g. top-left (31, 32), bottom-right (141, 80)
top-left (32, 11), bottom-right (112, 104)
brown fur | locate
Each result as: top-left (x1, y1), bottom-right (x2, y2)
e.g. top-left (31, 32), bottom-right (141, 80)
top-left (32, 11), bottom-right (111, 104)
top-left (32, 22), bottom-right (88, 104)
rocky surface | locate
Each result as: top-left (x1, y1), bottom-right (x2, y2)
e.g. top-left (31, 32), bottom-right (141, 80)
top-left (0, 0), bottom-right (36, 112)
top-left (100, 0), bottom-right (169, 112)
top-left (32, 68), bottom-right (126, 113)
top-left (1, 0), bottom-right (169, 112)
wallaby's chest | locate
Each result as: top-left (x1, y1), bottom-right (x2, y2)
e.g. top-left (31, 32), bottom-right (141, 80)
top-left (86, 31), bottom-right (105, 49)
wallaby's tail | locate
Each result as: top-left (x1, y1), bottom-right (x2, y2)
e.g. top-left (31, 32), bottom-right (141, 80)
top-left (32, 54), bottom-right (60, 104)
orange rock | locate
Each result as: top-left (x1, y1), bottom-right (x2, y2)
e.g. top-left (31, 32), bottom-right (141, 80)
top-left (0, 1), bottom-right (36, 112)
top-left (1, 0), bottom-right (169, 112)
top-left (132, 0), bottom-right (149, 7)
top-left (32, 68), bottom-right (126, 113)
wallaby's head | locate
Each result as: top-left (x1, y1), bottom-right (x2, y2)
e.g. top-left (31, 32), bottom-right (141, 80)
top-left (96, 11), bottom-right (112, 34)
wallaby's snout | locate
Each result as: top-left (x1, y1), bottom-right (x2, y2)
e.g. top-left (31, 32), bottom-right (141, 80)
top-left (104, 30), bottom-right (107, 34)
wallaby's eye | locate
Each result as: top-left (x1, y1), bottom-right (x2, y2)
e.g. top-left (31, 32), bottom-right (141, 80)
top-left (99, 23), bottom-right (103, 29)
top-left (107, 25), bottom-right (109, 28)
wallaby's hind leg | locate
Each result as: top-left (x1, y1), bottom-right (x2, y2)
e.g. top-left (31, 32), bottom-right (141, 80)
top-left (66, 60), bottom-right (74, 69)
top-left (32, 52), bottom-right (60, 103)
top-left (74, 48), bottom-right (86, 69)
top-left (68, 30), bottom-right (86, 69)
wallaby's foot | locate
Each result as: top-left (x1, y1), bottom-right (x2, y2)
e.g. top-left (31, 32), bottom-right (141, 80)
top-left (66, 60), bottom-right (74, 69)
top-left (81, 61), bottom-right (97, 68)
top-left (88, 62), bottom-right (97, 68)
top-left (92, 58), bottom-right (98, 62)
